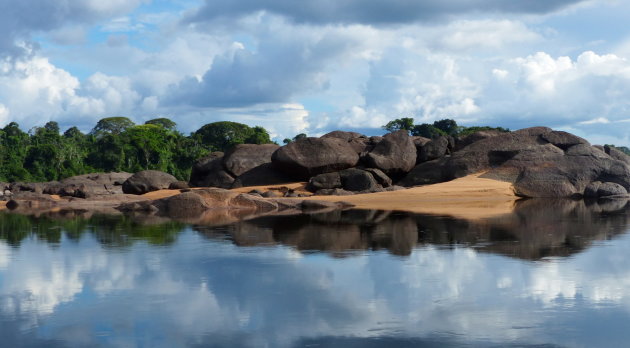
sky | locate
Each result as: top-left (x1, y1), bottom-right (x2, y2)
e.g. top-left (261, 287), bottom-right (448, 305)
top-left (2, 0), bottom-right (630, 145)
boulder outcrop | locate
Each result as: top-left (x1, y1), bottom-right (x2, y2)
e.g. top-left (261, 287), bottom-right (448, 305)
top-left (122, 170), bottom-right (178, 195)
top-left (364, 130), bottom-right (416, 178)
top-left (271, 137), bottom-right (360, 180)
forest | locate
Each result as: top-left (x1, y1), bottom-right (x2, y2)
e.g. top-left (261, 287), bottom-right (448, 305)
top-left (0, 117), bottom-right (273, 182)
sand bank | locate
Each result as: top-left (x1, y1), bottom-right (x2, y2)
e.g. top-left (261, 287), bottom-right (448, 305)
top-left (230, 173), bottom-right (518, 220)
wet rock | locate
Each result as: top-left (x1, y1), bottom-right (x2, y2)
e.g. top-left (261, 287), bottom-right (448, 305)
top-left (597, 182), bottom-right (628, 197)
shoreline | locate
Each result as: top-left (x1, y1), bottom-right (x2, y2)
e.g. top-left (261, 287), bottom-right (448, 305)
top-left (0, 173), bottom-right (519, 220)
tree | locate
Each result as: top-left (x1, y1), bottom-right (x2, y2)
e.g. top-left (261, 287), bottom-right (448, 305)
top-left (90, 117), bottom-right (135, 137)
top-left (382, 117), bottom-right (414, 133)
top-left (193, 121), bottom-right (272, 152)
top-left (145, 118), bottom-right (177, 131)
top-left (411, 124), bottom-right (446, 139)
top-left (432, 119), bottom-right (458, 136)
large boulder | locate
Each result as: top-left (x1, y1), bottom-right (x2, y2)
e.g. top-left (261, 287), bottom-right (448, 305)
top-left (122, 170), bottom-right (177, 195)
top-left (271, 137), bottom-right (360, 180)
top-left (604, 145), bottom-right (630, 166)
top-left (417, 136), bottom-right (450, 163)
top-left (223, 144), bottom-right (280, 177)
top-left (231, 163), bottom-right (294, 188)
top-left (321, 131), bottom-right (372, 154)
top-left (339, 168), bottom-right (379, 192)
top-left (364, 130), bottom-right (416, 178)
top-left (400, 126), bottom-right (630, 198)
top-left (307, 172), bottom-right (342, 192)
top-left (44, 172), bottom-right (132, 198)
top-left (189, 152), bottom-right (235, 189)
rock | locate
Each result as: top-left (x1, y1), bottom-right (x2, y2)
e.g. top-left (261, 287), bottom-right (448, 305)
top-left (262, 191), bottom-right (281, 198)
top-left (231, 193), bottom-right (279, 212)
top-left (271, 137), bottom-right (360, 180)
top-left (301, 200), bottom-right (354, 212)
top-left (231, 163), bottom-right (294, 188)
top-left (398, 158), bottom-right (449, 186)
top-left (6, 192), bottom-right (58, 210)
top-left (321, 131), bottom-right (364, 141)
top-left (385, 185), bottom-right (406, 192)
top-left (597, 182), bottom-right (628, 197)
top-left (364, 168), bottom-right (392, 188)
top-left (315, 188), bottom-right (355, 196)
top-left (339, 168), bottom-right (378, 192)
top-left (541, 131), bottom-right (588, 150)
top-left (189, 152), bottom-right (235, 189)
top-left (454, 130), bottom-right (504, 151)
top-left (364, 130), bottom-right (416, 178)
top-left (169, 181), bottom-right (190, 190)
top-left (584, 181), bottom-right (601, 198)
top-left (122, 170), bottom-right (178, 195)
top-left (604, 145), bottom-right (630, 166)
top-left (223, 144), bottom-right (280, 177)
top-left (307, 172), bottom-right (342, 192)
top-left (159, 191), bottom-right (210, 218)
top-left (417, 136), bottom-right (450, 163)
top-left (412, 136), bottom-right (431, 147)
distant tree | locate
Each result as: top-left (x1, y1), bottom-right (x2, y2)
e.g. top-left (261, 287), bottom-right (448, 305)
top-left (382, 118), bottom-right (414, 133)
top-left (283, 138), bottom-right (292, 144)
top-left (193, 121), bottom-right (273, 152)
top-left (432, 119), bottom-right (458, 136)
top-left (411, 124), bottom-right (446, 139)
top-left (145, 118), bottom-right (177, 131)
top-left (63, 126), bottom-right (84, 139)
top-left (44, 121), bottom-right (60, 134)
top-left (91, 117), bottom-right (135, 136)
top-left (457, 126), bottom-right (510, 137)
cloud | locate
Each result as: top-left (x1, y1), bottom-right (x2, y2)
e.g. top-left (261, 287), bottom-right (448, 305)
top-left (0, 0), bottom-right (147, 57)
top-left (188, 0), bottom-right (587, 25)
top-left (168, 18), bottom-right (367, 108)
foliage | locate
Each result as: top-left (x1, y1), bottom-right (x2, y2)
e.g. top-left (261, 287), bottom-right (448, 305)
top-left (193, 121), bottom-right (273, 152)
top-left (382, 117), bottom-right (414, 133)
top-left (283, 133), bottom-right (307, 144)
top-left (383, 117), bottom-right (509, 139)
top-left (90, 117), bottom-right (135, 137)
top-left (0, 117), bottom-right (274, 182)
top-left (145, 118), bottom-right (177, 131)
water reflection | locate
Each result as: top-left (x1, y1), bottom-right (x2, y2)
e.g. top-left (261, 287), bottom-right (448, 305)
top-left (196, 198), bottom-right (630, 260)
top-left (0, 199), bottom-right (630, 347)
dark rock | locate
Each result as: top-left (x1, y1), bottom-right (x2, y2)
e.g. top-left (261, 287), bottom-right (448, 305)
top-left (417, 136), bottom-right (450, 163)
top-left (364, 168), bottom-right (392, 188)
top-left (284, 191), bottom-right (299, 198)
top-left (189, 152), bottom-right (235, 189)
top-left (369, 136), bottom-right (383, 144)
top-left (262, 191), bottom-right (281, 198)
top-left (271, 137), bottom-right (360, 180)
top-left (314, 188), bottom-right (355, 196)
top-left (159, 191), bottom-right (210, 218)
top-left (122, 170), bottom-right (178, 195)
top-left (231, 193), bottom-right (279, 213)
top-left (454, 130), bottom-right (503, 151)
top-left (231, 163), bottom-right (294, 188)
top-left (385, 185), bottom-right (406, 192)
top-left (169, 181), bottom-right (190, 190)
top-left (364, 130), bottom-right (416, 178)
top-left (605, 145), bottom-right (630, 166)
top-left (248, 189), bottom-right (264, 195)
top-left (398, 158), bottom-right (448, 186)
top-left (584, 181), bottom-right (601, 198)
top-left (339, 168), bottom-right (378, 192)
top-left (541, 131), bottom-right (588, 150)
top-left (412, 136), bottom-right (431, 147)
top-left (301, 200), bottom-right (354, 212)
top-left (223, 144), bottom-right (280, 177)
top-left (6, 192), bottom-right (58, 210)
top-left (307, 172), bottom-right (342, 192)
top-left (321, 131), bottom-right (364, 141)
top-left (597, 182), bottom-right (628, 197)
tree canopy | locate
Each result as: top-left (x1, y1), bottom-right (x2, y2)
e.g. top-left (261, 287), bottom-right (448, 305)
top-left (0, 118), bottom-right (275, 182)
top-left (382, 117), bottom-right (509, 139)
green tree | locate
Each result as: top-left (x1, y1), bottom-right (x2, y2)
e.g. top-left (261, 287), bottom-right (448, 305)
top-left (411, 124), bottom-right (446, 139)
top-left (193, 121), bottom-right (271, 152)
top-left (91, 117), bottom-right (135, 137)
top-left (432, 119), bottom-right (458, 136)
top-left (382, 117), bottom-right (414, 133)
top-left (145, 118), bottom-right (177, 131)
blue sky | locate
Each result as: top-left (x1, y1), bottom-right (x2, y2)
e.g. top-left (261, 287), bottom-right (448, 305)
top-left (2, 0), bottom-right (630, 145)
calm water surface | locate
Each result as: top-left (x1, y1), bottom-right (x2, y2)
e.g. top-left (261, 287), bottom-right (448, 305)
top-left (1, 199), bottom-right (630, 347)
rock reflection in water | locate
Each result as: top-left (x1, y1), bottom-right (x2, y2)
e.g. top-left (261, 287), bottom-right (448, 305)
top-left (196, 198), bottom-right (630, 260)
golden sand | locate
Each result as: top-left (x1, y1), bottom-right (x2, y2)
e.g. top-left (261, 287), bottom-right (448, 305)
top-left (231, 173), bottom-right (518, 220)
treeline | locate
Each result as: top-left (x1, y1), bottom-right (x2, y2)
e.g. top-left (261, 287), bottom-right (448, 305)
top-left (0, 117), bottom-right (273, 182)
top-left (382, 117), bottom-right (509, 138)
